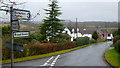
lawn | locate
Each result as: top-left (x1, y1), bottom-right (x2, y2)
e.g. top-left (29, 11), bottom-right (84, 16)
top-left (104, 49), bottom-right (120, 68)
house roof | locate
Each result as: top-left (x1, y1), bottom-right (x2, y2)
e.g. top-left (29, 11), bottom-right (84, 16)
top-left (80, 28), bottom-right (97, 34)
top-left (66, 27), bottom-right (80, 33)
top-left (67, 27), bottom-right (73, 32)
top-left (97, 29), bottom-right (104, 34)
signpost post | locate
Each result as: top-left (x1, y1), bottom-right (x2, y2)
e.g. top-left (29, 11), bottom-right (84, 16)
top-left (8, 7), bottom-right (31, 68)
top-left (12, 20), bottom-right (20, 31)
top-left (10, 6), bottom-right (14, 68)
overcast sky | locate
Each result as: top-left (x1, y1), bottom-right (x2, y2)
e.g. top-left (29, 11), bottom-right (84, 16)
top-left (0, 0), bottom-right (119, 22)
top-left (19, 0), bottom-right (119, 2)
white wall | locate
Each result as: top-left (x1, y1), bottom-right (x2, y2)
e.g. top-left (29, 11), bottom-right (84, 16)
top-left (63, 27), bottom-right (92, 41)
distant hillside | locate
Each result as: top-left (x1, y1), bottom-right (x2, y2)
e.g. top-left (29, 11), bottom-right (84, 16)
top-left (62, 21), bottom-right (118, 28)
top-left (1, 21), bottom-right (118, 34)
top-left (2, 21), bottom-right (118, 28)
top-left (62, 21), bottom-right (118, 33)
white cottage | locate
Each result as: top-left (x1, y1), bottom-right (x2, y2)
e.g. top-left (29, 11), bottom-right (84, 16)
top-left (62, 27), bottom-right (93, 41)
top-left (62, 27), bottom-right (83, 41)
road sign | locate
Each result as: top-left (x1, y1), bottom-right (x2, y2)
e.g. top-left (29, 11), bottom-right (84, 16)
top-left (12, 21), bottom-right (20, 31)
top-left (12, 9), bottom-right (31, 20)
top-left (14, 31), bottom-right (29, 38)
top-left (5, 41), bottom-right (24, 52)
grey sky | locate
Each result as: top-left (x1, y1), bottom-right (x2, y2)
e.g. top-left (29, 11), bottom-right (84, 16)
top-left (0, 2), bottom-right (118, 22)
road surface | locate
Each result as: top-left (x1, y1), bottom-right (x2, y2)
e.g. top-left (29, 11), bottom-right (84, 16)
top-left (2, 41), bottom-right (113, 67)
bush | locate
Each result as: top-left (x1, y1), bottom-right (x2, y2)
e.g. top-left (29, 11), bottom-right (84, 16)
top-left (14, 38), bottom-right (30, 44)
top-left (97, 39), bottom-right (106, 42)
top-left (33, 42), bottom-right (76, 54)
top-left (2, 42), bottom-right (76, 60)
top-left (89, 39), bottom-right (97, 44)
top-left (76, 37), bottom-right (90, 46)
top-left (114, 40), bottom-right (120, 53)
top-left (2, 26), bottom-right (10, 36)
top-left (50, 34), bottom-right (71, 43)
top-left (29, 33), bottom-right (43, 43)
top-left (112, 28), bottom-right (120, 37)
top-left (92, 31), bottom-right (99, 40)
top-left (113, 35), bottom-right (120, 44)
top-left (2, 47), bottom-right (11, 60)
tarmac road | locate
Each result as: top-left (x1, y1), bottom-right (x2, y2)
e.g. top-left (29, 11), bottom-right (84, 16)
top-left (55, 41), bottom-right (112, 66)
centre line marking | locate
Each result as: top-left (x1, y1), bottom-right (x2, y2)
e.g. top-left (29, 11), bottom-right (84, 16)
top-left (50, 55), bottom-right (60, 66)
top-left (46, 56), bottom-right (54, 63)
top-left (40, 56), bottom-right (54, 66)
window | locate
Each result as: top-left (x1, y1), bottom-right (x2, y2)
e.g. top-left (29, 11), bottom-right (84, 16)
top-left (66, 31), bottom-right (67, 34)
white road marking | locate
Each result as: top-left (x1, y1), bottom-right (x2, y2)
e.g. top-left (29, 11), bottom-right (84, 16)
top-left (46, 56), bottom-right (54, 63)
top-left (40, 55), bottom-right (60, 66)
top-left (40, 56), bottom-right (54, 66)
top-left (50, 55), bottom-right (60, 66)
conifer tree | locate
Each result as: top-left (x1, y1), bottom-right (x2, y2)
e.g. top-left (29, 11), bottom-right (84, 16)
top-left (40, 0), bottom-right (64, 42)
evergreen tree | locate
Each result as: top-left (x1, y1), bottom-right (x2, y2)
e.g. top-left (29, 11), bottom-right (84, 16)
top-left (92, 31), bottom-right (99, 40)
top-left (40, 0), bottom-right (64, 42)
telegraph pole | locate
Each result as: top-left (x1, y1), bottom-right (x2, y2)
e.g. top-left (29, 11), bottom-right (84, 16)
top-left (105, 22), bottom-right (108, 40)
top-left (69, 20), bottom-right (71, 28)
top-left (76, 18), bottom-right (78, 38)
top-left (10, 6), bottom-right (14, 68)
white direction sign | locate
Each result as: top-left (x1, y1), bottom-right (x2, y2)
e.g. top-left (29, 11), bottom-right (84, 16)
top-left (12, 9), bottom-right (31, 20)
top-left (14, 31), bottom-right (29, 38)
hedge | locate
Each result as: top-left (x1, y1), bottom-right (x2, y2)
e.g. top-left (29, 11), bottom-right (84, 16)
top-left (2, 42), bottom-right (76, 60)
top-left (76, 37), bottom-right (90, 46)
top-left (114, 40), bottom-right (120, 53)
top-left (113, 35), bottom-right (120, 44)
top-left (89, 39), bottom-right (97, 44)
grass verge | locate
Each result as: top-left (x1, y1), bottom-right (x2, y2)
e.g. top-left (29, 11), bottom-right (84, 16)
top-left (104, 49), bottom-right (120, 68)
top-left (1, 41), bottom-right (105, 64)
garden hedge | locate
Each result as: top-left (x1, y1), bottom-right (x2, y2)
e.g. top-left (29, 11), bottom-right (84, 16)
top-left (2, 42), bottom-right (76, 60)
top-left (113, 35), bottom-right (120, 44)
top-left (76, 37), bottom-right (90, 46)
top-left (114, 40), bottom-right (120, 53)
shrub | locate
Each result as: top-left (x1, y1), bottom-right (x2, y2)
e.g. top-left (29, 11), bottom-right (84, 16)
top-left (2, 47), bottom-right (11, 60)
top-left (29, 33), bottom-right (43, 43)
top-left (92, 31), bottom-right (99, 40)
top-left (97, 39), bottom-right (106, 42)
top-left (50, 34), bottom-right (71, 43)
top-left (114, 40), bottom-right (120, 53)
top-left (33, 42), bottom-right (76, 54)
top-left (2, 42), bottom-right (76, 60)
top-left (112, 28), bottom-right (120, 37)
top-left (89, 39), bottom-right (97, 44)
top-left (76, 37), bottom-right (90, 46)
top-left (2, 26), bottom-right (10, 36)
top-left (14, 38), bottom-right (30, 44)
top-left (113, 35), bottom-right (120, 44)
